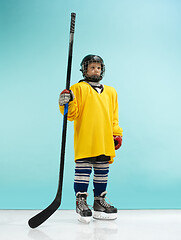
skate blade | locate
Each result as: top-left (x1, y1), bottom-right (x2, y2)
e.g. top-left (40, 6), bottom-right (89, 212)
top-left (93, 211), bottom-right (117, 220)
top-left (78, 215), bottom-right (92, 223)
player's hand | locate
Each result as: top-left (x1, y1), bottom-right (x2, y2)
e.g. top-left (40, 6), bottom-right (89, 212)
top-left (59, 89), bottom-right (75, 106)
top-left (113, 135), bottom-right (122, 150)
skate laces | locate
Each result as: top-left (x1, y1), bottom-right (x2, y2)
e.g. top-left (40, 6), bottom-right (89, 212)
top-left (101, 196), bottom-right (113, 208)
top-left (77, 197), bottom-right (90, 211)
top-left (95, 195), bottom-right (113, 208)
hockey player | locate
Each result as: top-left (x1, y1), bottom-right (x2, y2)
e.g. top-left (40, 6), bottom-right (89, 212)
top-left (59, 55), bottom-right (123, 223)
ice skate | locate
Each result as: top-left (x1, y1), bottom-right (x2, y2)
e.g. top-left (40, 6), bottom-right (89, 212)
top-left (93, 191), bottom-right (117, 220)
top-left (76, 192), bottom-right (92, 223)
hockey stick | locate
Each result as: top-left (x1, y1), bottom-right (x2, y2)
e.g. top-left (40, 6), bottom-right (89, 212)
top-left (28, 12), bottom-right (76, 228)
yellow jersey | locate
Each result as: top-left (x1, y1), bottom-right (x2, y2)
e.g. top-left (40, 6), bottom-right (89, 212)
top-left (59, 82), bottom-right (123, 163)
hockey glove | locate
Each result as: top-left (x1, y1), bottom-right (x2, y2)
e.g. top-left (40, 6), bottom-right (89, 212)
top-left (113, 135), bottom-right (122, 150)
top-left (59, 89), bottom-right (75, 106)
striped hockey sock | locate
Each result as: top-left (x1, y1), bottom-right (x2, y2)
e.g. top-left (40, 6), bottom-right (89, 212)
top-left (74, 160), bottom-right (109, 195)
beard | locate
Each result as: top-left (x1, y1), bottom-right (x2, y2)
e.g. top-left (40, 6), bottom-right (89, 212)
top-left (85, 74), bottom-right (102, 82)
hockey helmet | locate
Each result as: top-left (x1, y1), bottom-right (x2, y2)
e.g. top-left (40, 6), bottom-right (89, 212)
top-left (80, 55), bottom-right (105, 81)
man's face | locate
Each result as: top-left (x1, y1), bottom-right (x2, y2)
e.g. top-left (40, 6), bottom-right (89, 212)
top-left (86, 62), bottom-right (101, 77)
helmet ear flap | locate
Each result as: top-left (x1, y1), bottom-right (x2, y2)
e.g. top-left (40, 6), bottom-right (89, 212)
top-left (80, 62), bottom-right (88, 76)
top-left (101, 63), bottom-right (105, 78)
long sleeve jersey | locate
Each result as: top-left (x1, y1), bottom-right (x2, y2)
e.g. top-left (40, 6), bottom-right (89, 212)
top-left (59, 81), bottom-right (123, 164)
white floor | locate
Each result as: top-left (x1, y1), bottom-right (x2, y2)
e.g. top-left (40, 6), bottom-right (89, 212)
top-left (0, 210), bottom-right (181, 240)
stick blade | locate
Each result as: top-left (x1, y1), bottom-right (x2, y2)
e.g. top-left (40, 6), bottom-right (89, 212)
top-left (28, 199), bottom-right (60, 228)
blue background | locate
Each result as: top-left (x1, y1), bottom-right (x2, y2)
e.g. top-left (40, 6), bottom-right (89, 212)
top-left (0, 0), bottom-right (181, 209)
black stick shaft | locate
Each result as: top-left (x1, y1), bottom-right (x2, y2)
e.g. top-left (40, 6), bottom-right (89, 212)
top-left (56, 12), bottom-right (76, 200)
top-left (28, 12), bottom-right (76, 228)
